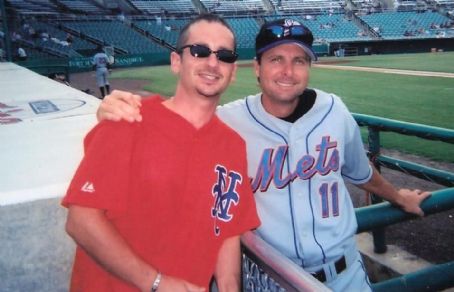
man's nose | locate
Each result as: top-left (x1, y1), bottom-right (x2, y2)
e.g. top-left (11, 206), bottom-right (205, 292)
top-left (282, 62), bottom-right (294, 76)
top-left (206, 52), bottom-right (219, 66)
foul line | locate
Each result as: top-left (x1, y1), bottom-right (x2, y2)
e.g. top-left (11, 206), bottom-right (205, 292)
top-left (314, 64), bottom-right (454, 78)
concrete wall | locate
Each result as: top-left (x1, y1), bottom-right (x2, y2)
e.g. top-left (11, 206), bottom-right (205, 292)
top-left (0, 62), bottom-right (100, 291)
top-left (0, 199), bottom-right (75, 291)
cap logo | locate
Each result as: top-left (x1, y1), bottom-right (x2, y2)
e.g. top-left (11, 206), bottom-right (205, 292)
top-left (283, 19), bottom-right (302, 27)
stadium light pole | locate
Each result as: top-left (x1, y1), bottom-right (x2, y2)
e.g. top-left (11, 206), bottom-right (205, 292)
top-left (0, 0), bottom-right (12, 61)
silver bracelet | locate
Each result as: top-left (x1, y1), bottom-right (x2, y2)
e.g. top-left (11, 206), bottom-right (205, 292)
top-left (151, 271), bottom-right (161, 292)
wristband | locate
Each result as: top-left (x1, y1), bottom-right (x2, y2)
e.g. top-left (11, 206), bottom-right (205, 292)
top-left (151, 271), bottom-right (161, 292)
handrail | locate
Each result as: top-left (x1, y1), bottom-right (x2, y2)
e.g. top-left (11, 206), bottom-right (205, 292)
top-left (377, 155), bottom-right (454, 187)
top-left (353, 113), bottom-right (454, 144)
top-left (241, 231), bottom-right (331, 292)
top-left (352, 113), bottom-right (453, 253)
top-left (373, 261), bottom-right (454, 291)
top-left (356, 188), bottom-right (454, 233)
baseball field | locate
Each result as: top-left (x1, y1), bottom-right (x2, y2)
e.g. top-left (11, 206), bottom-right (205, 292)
top-left (109, 51), bottom-right (454, 163)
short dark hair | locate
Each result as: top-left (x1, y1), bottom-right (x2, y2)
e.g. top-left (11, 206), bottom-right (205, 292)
top-left (176, 13), bottom-right (237, 52)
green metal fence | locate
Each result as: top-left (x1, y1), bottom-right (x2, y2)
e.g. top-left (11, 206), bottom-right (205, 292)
top-left (353, 113), bottom-right (454, 291)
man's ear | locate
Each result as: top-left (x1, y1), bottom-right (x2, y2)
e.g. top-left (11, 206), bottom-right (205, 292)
top-left (229, 63), bottom-right (238, 84)
top-left (254, 59), bottom-right (260, 84)
top-left (170, 51), bottom-right (181, 75)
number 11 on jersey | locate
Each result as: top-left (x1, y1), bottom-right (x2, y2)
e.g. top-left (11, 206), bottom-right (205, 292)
top-left (319, 182), bottom-right (339, 218)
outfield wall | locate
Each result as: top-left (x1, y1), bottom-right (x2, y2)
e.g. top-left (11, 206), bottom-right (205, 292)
top-left (330, 38), bottom-right (454, 56)
top-left (16, 44), bottom-right (330, 75)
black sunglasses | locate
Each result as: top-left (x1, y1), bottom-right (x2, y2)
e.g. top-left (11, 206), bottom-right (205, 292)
top-left (261, 25), bottom-right (313, 46)
top-left (177, 44), bottom-right (238, 64)
top-left (266, 25), bottom-right (309, 37)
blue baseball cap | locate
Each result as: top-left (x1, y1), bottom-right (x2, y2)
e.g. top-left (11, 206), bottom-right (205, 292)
top-left (256, 19), bottom-right (317, 61)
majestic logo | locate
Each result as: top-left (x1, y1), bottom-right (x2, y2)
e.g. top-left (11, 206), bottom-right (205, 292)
top-left (81, 181), bottom-right (95, 193)
top-left (251, 136), bottom-right (339, 192)
top-left (211, 165), bottom-right (242, 236)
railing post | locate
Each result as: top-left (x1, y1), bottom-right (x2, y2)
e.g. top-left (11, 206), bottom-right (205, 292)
top-left (367, 126), bottom-right (387, 253)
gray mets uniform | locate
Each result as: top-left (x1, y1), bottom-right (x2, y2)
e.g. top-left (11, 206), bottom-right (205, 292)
top-left (92, 52), bottom-right (110, 87)
top-left (217, 89), bottom-right (373, 291)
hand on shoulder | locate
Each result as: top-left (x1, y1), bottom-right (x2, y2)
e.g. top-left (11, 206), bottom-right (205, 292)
top-left (97, 90), bottom-right (143, 123)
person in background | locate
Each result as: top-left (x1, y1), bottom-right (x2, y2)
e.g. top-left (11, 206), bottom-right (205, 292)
top-left (17, 47), bottom-right (27, 61)
top-left (63, 13), bottom-right (259, 292)
top-left (92, 45), bottom-right (111, 99)
top-left (96, 18), bottom-right (430, 291)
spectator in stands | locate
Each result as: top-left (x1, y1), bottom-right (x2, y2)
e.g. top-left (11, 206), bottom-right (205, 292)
top-left (117, 11), bottom-right (126, 22)
top-left (66, 33), bottom-right (74, 45)
top-left (11, 31), bottom-right (21, 42)
top-left (0, 30), bottom-right (5, 49)
top-left (17, 47), bottom-right (27, 61)
top-left (96, 17), bottom-right (430, 292)
top-left (92, 45), bottom-right (111, 99)
top-left (62, 13), bottom-right (259, 292)
top-left (40, 31), bottom-right (49, 41)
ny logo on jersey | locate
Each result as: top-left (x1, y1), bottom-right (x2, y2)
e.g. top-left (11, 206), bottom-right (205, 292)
top-left (211, 165), bottom-right (242, 236)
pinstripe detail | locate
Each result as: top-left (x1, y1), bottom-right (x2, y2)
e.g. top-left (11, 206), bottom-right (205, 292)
top-left (305, 94), bottom-right (335, 265)
top-left (245, 96), bottom-right (303, 262)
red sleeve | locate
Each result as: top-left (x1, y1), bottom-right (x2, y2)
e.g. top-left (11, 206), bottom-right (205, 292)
top-left (62, 120), bottom-right (139, 218)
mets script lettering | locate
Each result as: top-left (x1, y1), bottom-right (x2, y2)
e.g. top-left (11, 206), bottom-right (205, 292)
top-left (211, 165), bottom-right (242, 236)
top-left (251, 136), bottom-right (339, 192)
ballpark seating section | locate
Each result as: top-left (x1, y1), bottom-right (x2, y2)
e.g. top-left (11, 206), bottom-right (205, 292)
top-left (433, 0), bottom-right (454, 8)
top-left (269, 0), bottom-right (344, 14)
top-left (129, 0), bottom-right (196, 15)
top-left (58, 0), bottom-right (107, 14)
top-left (265, 14), bottom-right (370, 42)
top-left (6, 0), bottom-right (60, 14)
top-left (359, 11), bottom-right (453, 39)
top-left (134, 18), bottom-right (187, 47)
top-left (226, 17), bottom-right (261, 48)
top-left (26, 47), bottom-right (61, 59)
top-left (202, 0), bottom-right (266, 15)
top-left (3, 0), bottom-right (453, 60)
top-left (62, 20), bottom-right (167, 54)
top-left (28, 20), bottom-right (95, 56)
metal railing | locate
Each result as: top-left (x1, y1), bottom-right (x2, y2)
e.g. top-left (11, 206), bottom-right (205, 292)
top-left (353, 113), bottom-right (454, 252)
top-left (241, 231), bottom-right (331, 292)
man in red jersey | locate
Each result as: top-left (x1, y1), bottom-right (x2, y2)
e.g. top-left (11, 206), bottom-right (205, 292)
top-left (62, 14), bottom-right (260, 292)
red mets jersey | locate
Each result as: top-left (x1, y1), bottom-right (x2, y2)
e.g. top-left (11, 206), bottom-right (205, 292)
top-left (63, 96), bottom-right (260, 291)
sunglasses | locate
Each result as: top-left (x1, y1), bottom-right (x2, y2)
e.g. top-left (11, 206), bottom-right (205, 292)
top-left (177, 44), bottom-right (238, 64)
top-left (261, 24), bottom-right (313, 46)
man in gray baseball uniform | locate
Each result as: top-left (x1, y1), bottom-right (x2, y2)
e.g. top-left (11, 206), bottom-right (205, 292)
top-left (96, 18), bottom-right (430, 291)
top-left (92, 45), bottom-right (111, 99)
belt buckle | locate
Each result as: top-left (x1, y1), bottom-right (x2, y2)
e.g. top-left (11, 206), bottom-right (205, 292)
top-left (335, 256), bottom-right (347, 274)
top-left (311, 255), bottom-right (346, 283)
top-left (311, 269), bottom-right (326, 283)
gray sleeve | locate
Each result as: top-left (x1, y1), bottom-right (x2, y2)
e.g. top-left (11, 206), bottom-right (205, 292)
top-left (341, 109), bottom-right (372, 185)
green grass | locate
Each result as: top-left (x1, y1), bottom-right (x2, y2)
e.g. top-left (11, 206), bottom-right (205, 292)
top-left (319, 51), bottom-right (454, 73)
top-left (111, 53), bottom-right (454, 163)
